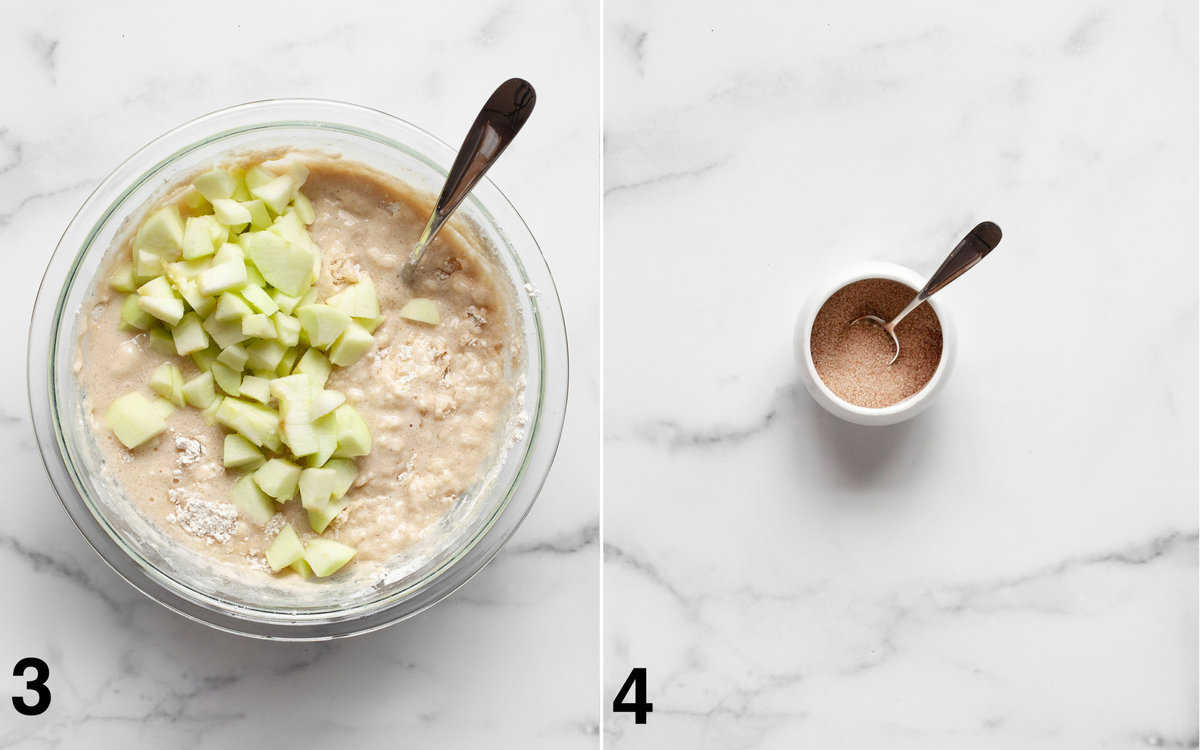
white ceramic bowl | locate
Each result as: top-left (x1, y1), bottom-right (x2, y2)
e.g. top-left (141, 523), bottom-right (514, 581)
top-left (794, 262), bottom-right (955, 426)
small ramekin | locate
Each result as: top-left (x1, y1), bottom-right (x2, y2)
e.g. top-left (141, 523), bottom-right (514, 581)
top-left (794, 262), bottom-right (955, 426)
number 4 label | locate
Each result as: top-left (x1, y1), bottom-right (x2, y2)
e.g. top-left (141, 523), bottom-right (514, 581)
top-left (611, 667), bottom-right (653, 724)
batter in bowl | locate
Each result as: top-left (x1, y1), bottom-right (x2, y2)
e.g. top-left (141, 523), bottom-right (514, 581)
top-left (77, 153), bottom-right (524, 577)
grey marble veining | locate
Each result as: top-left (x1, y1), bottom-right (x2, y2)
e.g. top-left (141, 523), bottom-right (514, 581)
top-left (604, 0), bottom-right (1197, 747)
top-left (2, 1), bottom-right (600, 747)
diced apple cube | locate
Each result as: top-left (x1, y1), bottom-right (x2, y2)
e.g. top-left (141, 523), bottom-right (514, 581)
top-left (230, 168), bottom-right (252, 201)
top-left (135, 250), bottom-right (164, 279)
top-left (250, 174), bottom-right (295, 214)
top-left (241, 313), bottom-right (276, 339)
top-left (147, 326), bottom-right (176, 356)
top-left (133, 206), bottom-right (184, 258)
top-left (328, 276), bottom-right (379, 321)
top-left (307, 413), bottom-right (338, 467)
top-left (244, 165), bottom-right (275, 191)
top-left (171, 312), bottom-right (209, 355)
top-left (222, 434), bottom-right (264, 469)
top-left (325, 458), bottom-right (358, 499)
top-left (109, 264), bottom-right (136, 292)
top-left (270, 289), bottom-right (302, 314)
top-left (291, 557), bottom-right (314, 578)
top-left (240, 231), bottom-right (313, 296)
top-left (211, 198), bottom-right (252, 229)
top-left (198, 261), bottom-right (246, 296)
top-left (273, 313), bottom-right (301, 346)
top-left (199, 395), bottom-right (224, 425)
top-left (399, 298), bottom-right (440, 325)
top-left (239, 375), bottom-right (271, 404)
top-left (182, 216), bottom-right (219, 260)
top-left (105, 391), bottom-right (170, 449)
top-left (120, 294), bottom-right (154, 330)
top-left (191, 346), bottom-right (218, 371)
top-left (216, 398), bottom-right (280, 447)
top-left (283, 420), bottom-right (319, 458)
top-left (332, 404), bottom-right (371, 458)
top-left (297, 304), bottom-right (351, 349)
top-left (213, 292), bottom-right (253, 322)
top-left (303, 539), bottom-right (355, 577)
top-left (231, 475), bottom-right (275, 526)
top-left (181, 371), bottom-right (216, 408)
top-left (306, 498), bottom-right (347, 535)
top-left (148, 363), bottom-right (185, 407)
top-left (213, 241), bottom-right (245, 265)
top-left (240, 284), bottom-right (279, 315)
top-left (192, 169), bottom-right (237, 202)
top-left (265, 524), bottom-right (305, 571)
top-left (138, 295), bottom-right (185, 326)
top-left (137, 275), bottom-right (174, 298)
top-left (311, 390), bottom-right (345, 420)
top-left (298, 467), bottom-right (338, 508)
top-left (211, 361), bottom-right (242, 396)
top-left (294, 348), bottom-right (331, 388)
top-left (328, 322), bottom-right (373, 366)
top-left (202, 312), bottom-right (248, 349)
top-left (253, 458), bottom-right (302, 501)
top-left (217, 343), bottom-right (249, 371)
top-left (246, 339), bottom-right (288, 372)
top-left (180, 185), bottom-right (209, 213)
top-left (241, 199), bottom-right (271, 230)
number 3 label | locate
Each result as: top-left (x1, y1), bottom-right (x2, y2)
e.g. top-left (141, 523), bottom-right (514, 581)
top-left (12, 657), bottom-right (50, 716)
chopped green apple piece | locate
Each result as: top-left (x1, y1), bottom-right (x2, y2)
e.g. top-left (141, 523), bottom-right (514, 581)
top-left (311, 390), bottom-right (345, 420)
top-left (273, 313), bottom-right (301, 347)
top-left (120, 294), bottom-right (154, 330)
top-left (135, 249), bottom-right (164, 279)
top-left (303, 539), bottom-right (355, 577)
top-left (230, 168), bottom-right (251, 201)
top-left (246, 339), bottom-right (288, 372)
top-left (198, 261), bottom-right (246, 296)
top-left (231, 475), bottom-right (275, 526)
top-left (265, 524), bottom-right (305, 571)
top-left (398, 298), bottom-right (440, 325)
top-left (216, 398), bottom-right (280, 447)
top-left (147, 325), bottom-right (176, 356)
top-left (270, 289), bottom-right (302, 314)
top-left (211, 198), bottom-right (252, 229)
top-left (328, 276), bottom-right (379, 320)
top-left (240, 284), bottom-right (279, 315)
top-left (213, 292), bottom-right (253, 322)
top-left (109, 264), bottom-right (136, 292)
top-left (307, 413), bottom-right (338, 467)
top-left (306, 498), bottom-right (347, 534)
top-left (192, 169), bottom-right (237, 202)
top-left (210, 361), bottom-right (242, 396)
top-left (138, 295), bottom-right (185, 326)
top-left (269, 374), bottom-right (313, 417)
top-left (171, 312), bottom-right (209, 355)
top-left (276, 347), bottom-right (299, 376)
top-left (217, 343), bottom-right (249, 371)
top-left (328, 322), bottom-right (373, 366)
top-left (293, 191), bottom-right (315, 224)
top-left (294, 348), bottom-right (331, 388)
top-left (283, 420), bottom-right (319, 457)
top-left (133, 206), bottom-right (184, 258)
top-left (244, 165), bottom-right (274, 191)
top-left (199, 395), bottom-right (224, 424)
top-left (202, 312), bottom-right (248, 349)
top-left (137, 275), bottom-right (174, 298)
top-left (105, 392), bottom-right (170, 449)
top-left (239, 374), bottom-right (271, 404)
top-left (182, 215), bottom-right (219, 259)
top-left (297, 304), bottom-right (351, 349)
top-left (241, 313), bottom-right (276, 339)
top-left (249, 174), bottom-right (295, 214)
top-left (332, 404), bottom-right (371, 458)
top-left (173, 279), bottom-right (216, 318)
top-left (213, 241), bottom-right (245, 265)
top-left (191, 346), bottom-right (218, 371)
top-left (298, 467), bottom-right (338, 508)
top-left (253, 458), bottom-right (302, 501)
top-left (222, 434), bottom-right (264, 469)
top-left (180, 185), bottom-right (209, 213)
top-left (149, 363), bottom-right (185, 406)
top-left (241, 199), bottom-right (271, 230)
top-left (240, 231), bottom-right (313, 296)
top-left (290, 557), bottom-right (313, 578)
top-left (324, 458), bottom-right (357, 498)
top-left (181, 371), bottom-right (216, 408)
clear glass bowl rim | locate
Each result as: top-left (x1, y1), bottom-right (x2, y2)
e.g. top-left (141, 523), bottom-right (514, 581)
top-left (27, 98), bottom-right (569, 640)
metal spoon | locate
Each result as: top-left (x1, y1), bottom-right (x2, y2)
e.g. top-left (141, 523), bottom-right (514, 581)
top-left (402, 78), bottom-right (536, 280)
top-left (852, 221), bottom-right (1002, 365)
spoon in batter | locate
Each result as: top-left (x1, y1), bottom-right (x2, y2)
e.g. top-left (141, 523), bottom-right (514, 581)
top-left (852, 221), bottom-right (1002, 365)
top-left (402, 78), bottom-right (536, 280)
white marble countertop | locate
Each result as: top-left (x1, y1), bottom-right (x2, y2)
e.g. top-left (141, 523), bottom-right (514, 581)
top-left (604, 0), bottom-right (1197, 747)
top-left (2, 2), bottom-right (599, 748)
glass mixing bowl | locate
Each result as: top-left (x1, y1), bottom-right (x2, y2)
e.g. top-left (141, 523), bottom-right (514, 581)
top-left (27, 100), bottom-right (568, 640)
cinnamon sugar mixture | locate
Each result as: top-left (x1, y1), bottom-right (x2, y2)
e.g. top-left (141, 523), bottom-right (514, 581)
top-left (810, 278), bottom-right (942, 408)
